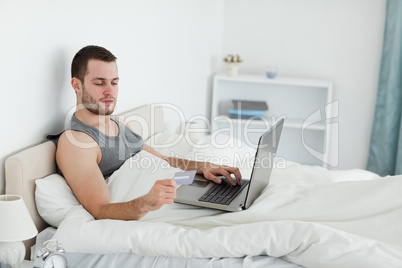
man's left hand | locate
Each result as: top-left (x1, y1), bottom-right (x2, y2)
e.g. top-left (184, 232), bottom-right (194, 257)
top-left (202, 164), bottom-right (242, 186)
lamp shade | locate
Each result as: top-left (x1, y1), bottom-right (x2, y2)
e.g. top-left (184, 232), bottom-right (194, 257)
top-left (0, 195), bottom-right (38, 242)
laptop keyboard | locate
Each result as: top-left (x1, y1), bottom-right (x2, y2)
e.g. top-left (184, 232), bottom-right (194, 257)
top-left (198, 179), bottom-right (249, 205)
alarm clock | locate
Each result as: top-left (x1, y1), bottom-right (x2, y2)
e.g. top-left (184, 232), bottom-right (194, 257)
top-left (34, 239), bottom-right (68, 268)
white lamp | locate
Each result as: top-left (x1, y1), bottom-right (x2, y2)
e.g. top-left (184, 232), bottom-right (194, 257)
top-left (0, 195), bottom-right (38, 266)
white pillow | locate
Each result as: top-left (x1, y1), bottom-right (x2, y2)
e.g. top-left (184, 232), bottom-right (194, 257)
top-left (34, 151), bottom-right (181, 227)
top-left (35, 174), bottom-right (79, 227)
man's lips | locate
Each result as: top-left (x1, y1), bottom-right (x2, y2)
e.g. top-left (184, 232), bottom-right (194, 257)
top-left (101, 99), bottom-right (114, 104)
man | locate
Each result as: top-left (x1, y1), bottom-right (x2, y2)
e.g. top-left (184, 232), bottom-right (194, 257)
top-left (56, 45), bottom-right (242, 221)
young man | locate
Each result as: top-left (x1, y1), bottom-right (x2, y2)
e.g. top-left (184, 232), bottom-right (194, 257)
top-left (56, 45), bottom-right (242, 221)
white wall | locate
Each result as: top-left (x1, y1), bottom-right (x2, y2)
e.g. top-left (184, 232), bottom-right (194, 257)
top-left (222, 0), bottom-right (386, 170)
top-left (0, 0), bottom-right (225, 194)
top-left (0, 0), bottom-right (387, 194)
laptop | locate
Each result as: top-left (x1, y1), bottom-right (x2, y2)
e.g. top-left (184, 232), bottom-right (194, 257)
top-left (174, 118), bottom-right (284, 212)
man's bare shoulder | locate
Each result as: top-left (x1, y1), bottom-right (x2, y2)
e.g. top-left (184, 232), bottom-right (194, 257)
top-left (58, 130), bottom-right (98, 149)
top-left (56, 130), bottom-right (101, 167)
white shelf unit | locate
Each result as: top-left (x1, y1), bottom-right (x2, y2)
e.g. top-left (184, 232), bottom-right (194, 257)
top-left (211, 73), bottom-right (333, 167)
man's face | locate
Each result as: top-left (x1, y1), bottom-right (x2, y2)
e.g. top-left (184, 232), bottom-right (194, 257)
top-left (80, 59), bottom-right (119, 115)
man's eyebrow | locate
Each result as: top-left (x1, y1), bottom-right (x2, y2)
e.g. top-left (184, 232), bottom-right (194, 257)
top-left (91, 77), bottom-right (120, 81)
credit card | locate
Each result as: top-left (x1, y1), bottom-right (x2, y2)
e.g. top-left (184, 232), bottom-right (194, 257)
top-left (173, 170), bottom-right (196, 185)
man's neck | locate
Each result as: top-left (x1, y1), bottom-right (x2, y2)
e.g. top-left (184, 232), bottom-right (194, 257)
top-left (75, 108), bottom-right (119, 137)
top-left (75, 108), bottom-right (111, 129)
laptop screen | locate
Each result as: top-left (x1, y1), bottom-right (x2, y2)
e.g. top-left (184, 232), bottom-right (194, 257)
top-left (244, 118), bottom-right (284, 209)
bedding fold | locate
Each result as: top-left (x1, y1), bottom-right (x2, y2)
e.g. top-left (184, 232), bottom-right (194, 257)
top-left (53, 150), bottom-right (402, 267)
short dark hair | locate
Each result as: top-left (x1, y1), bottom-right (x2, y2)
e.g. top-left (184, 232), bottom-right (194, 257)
top-left (71, 45), bottom-right (117, 82)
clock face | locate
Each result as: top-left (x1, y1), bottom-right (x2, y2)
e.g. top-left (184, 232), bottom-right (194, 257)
top-left (43, 253), bottom-right (68, 268)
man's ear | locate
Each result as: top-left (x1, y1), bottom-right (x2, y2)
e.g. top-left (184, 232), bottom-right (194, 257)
top-left (71, 77), bottom-right (82, 94)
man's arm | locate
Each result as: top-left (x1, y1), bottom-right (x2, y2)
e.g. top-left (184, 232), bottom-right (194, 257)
top-left (143, 144), bottom-right (242, 185)
top-left (115, 116), bottom-right (242, 185)
top-left (56, 130), bottom-right (176, 220)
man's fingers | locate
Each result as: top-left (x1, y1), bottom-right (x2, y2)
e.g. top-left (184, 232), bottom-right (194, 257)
top-left (156, 179), bottom-right (177, 188)
top-left (163, 191), bottom-right (176, 203)
top-left (206, 167), bottom-right (240, 186)
top-left (218, 168), bottom-right (236, 185)
top-left (153, 179), bottom-right (177, 199)
top-left (223, 166), bottom-right (242, 185)
top-left (204, 172), bottom-right (222, 184)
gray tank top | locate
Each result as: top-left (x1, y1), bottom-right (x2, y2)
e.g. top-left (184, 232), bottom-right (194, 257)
top-left (67, 114), bottom-right (143, 178)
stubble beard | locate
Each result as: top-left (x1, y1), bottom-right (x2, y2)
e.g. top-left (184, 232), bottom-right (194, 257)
top-left (81, 85), bottom-right (116, 116)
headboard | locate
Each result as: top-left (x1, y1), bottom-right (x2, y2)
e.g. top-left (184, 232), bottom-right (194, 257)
top-left (4, 104), bottom-right (164, 259)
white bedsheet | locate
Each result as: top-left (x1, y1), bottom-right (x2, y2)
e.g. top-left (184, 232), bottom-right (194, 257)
top-left (53, 134), bottom-right (402, 267)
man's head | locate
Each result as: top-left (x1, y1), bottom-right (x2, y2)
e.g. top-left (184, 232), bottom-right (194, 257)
top-left (71, 46), bottom-right (119, 116)
top-left (71, 45), bottom-right (117, 83)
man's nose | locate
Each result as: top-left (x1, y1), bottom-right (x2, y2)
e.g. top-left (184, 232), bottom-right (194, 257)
top-left (103, 84), bottom-right (114, 95)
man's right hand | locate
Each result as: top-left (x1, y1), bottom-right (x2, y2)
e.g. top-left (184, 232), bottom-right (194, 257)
top-left (141, 179), bottom-right (177, 212)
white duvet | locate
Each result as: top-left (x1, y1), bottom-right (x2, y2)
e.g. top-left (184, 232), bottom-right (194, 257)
top-left (52, 134), bottom-right (402, 268)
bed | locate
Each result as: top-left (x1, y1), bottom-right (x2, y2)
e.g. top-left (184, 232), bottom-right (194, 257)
top-left (5, 104), bottom-right (402, 268)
